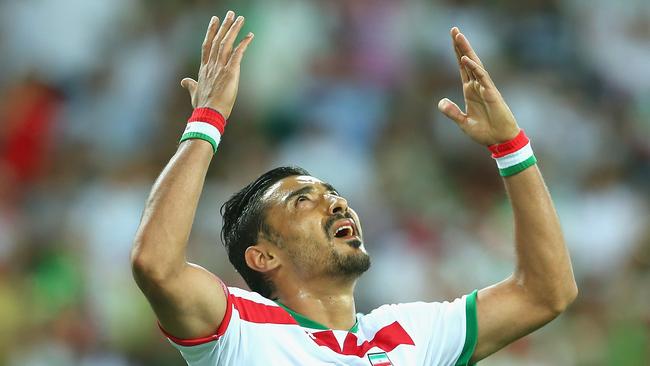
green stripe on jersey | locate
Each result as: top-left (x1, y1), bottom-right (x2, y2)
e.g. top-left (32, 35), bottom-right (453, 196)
top-left (455, 290), bottom-right (478, 366)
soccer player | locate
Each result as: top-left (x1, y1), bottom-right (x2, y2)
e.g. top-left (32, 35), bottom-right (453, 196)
top-left (131, 10), bottom-right (577, 366)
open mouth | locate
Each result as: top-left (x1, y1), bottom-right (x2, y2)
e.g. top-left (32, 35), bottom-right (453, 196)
top-left (331, 218), bottom-right (358, 240)
top-left (334, 224), bottom-right (355, 238)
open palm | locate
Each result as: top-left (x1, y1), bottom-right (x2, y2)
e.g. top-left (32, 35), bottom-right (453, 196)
top-left (438, 27), bottom-right (520, 146)
top-left (180, 11), bottom-right (254, 120)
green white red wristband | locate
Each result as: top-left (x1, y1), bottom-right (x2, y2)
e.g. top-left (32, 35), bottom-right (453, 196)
top-left (488, 129), bottom-right (537, 177)
top-left (179, 107), bottom-right (227, 153)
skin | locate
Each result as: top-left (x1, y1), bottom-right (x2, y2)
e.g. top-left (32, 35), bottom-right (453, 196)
top-left (438, 27), bottom-right (578, 362)
top-left (247, 175), bottom-right (370, 330)
top-left (131, 13), bottom-right (577, 364)
top-left (131, 11), bottom-right (251, 339)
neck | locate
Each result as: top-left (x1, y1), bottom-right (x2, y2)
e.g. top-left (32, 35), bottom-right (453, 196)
top-left (275, 277), bottom-right (357, 331)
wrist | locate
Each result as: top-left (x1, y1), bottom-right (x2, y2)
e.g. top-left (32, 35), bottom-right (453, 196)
top-left (199, 103), bottom-right (230, 120)
top-left (179, 107), bottom-right (227, 153)
top-left (497, 127), bottom-right (522, 144)
top-left (488, 129), bottom-right (537, 177)
top-left (178, 138), bottom-right (216, 156)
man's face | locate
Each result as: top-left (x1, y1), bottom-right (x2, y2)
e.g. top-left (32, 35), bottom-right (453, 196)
top-left (260, 175), bottom-right (370, 280)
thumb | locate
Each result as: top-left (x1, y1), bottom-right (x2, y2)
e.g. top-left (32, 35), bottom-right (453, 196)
top-left (438, 98), bottom-right (467, 125)
top-left (180, 78), bottom-right (198, 94)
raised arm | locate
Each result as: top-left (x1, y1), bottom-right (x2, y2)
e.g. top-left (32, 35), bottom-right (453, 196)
top-left (130, 11), bottom-right (253, 339)
top-left (438, 27), bottom-right (577, 363)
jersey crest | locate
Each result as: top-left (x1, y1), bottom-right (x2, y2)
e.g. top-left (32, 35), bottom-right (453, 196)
top-left (367, 352), bottom-right (393, 366)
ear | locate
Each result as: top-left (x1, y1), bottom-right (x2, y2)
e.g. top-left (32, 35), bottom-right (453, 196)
top-left (244, 244), bottom-right (281, 273)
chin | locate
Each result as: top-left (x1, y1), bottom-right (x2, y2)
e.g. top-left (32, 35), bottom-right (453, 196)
top-left (331, 246), bottom-right (371, 277)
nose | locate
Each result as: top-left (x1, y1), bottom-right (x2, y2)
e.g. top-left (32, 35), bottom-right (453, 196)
top-left (328, 194), bottom-right (348, 215)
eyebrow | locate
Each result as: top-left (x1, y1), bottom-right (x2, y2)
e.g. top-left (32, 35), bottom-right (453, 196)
top-left (322, 182), bottom-right (338, 195)
top-left (284, 183), bottom-right (340, 203)
top-left (285, 186), bottom-right (314, 202)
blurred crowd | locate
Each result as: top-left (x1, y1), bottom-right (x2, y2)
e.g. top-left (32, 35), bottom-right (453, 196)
top-left (0, 0), bottom-right (648, 365)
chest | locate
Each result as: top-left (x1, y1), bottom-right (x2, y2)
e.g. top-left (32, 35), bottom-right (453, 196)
top-left (229, 323), bottom-right (421, 366)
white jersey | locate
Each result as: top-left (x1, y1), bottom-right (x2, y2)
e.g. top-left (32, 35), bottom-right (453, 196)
top-left (162, 283), bottom-right (477, 366)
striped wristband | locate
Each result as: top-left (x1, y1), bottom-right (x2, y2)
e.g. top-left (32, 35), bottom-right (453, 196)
top-left (488, 130), bottom-right (537, 177)
top-left (179, 107), bottom-right (227, 153)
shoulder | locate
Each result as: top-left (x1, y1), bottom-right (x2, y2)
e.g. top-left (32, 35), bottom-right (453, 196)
top-left (366, 297), bottom-right (463, 319)
top-left (362, 291), bottom-right (477, 334)
top-left (227, 286), bottom-right (277, 305)
top-left (225, 287), bottom-right (296, 326)
top-left (360, 293), bottom-right (479, 365)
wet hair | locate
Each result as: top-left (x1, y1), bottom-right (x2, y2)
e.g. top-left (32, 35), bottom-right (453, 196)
top-left (220, 166), bottom-right (310, 298)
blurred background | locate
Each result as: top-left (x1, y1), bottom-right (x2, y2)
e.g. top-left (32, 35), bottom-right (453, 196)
top-left (0, 0), bottom-right (648, 364)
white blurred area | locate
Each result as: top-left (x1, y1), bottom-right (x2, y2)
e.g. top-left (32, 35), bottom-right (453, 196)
top-left (0, 0), bottom-right (648, 365)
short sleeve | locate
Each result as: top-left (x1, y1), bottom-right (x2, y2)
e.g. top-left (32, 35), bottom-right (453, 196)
top-left (377, 290), bottom-right (478, 366)
top-left (158, 279), bottom-right (240, 366)
top-left (456, 290), bottom-right (478, 366)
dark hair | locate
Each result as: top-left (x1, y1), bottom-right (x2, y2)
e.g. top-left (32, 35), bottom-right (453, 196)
top-left (220, 166), bottom-right (310, 298)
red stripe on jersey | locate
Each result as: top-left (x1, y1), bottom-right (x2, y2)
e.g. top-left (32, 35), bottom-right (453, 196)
top-left (230, 295), bottom-right (298, 325)
top-left (311, 321), bottom-right (414, 357)
top-left (165, 291), bottom-right (298, 347)
top-left (214, 281), bottom-right (234, 337)
top-left (309, 330), bottom-right (341, 351)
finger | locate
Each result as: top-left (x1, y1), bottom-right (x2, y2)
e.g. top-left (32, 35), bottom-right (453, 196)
top-left (461, 56), bottom-right (494, 89)
top-left (455, 32), bottom-right (484, 68)
top-left (180, 77), bottom-right (198, 94)
top-left (457, 46), bottom-right (475, 82)
top-left (209, 11), bottom-right (236, 63)
top-left (201, 16), bottom-right (220, 64)
top-left (466, 61), bottom-right (478, 82)
top-left (438, 98), bottom-right (468, 125)
top-left (217, 16), bottom-right (245, 66)
top-left (450, 27), bottom-right (469, 83)
top-left (226, 32), bottom-right (254, 67)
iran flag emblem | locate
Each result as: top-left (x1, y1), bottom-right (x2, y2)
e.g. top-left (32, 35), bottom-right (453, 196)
top-left (367, 352), bottom-right (393, 366)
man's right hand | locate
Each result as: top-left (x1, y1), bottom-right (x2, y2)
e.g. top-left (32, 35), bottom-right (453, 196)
top-left (181, 11), bottom-right (254, 119)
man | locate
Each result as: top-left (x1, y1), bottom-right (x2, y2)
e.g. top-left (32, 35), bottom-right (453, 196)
top-left (131, 10), bottom-right (577, 366)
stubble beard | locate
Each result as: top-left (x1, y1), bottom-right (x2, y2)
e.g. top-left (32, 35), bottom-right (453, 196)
top-left (325, 240), bottom-right (371, 278)
top-left (287, 238), bottom-right (371, 280)
top-left (322, 215), bottom-right (370, 278)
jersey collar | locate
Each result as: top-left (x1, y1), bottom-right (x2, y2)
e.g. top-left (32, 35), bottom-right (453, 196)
top-left (275, 301), bottom-right (359, 333)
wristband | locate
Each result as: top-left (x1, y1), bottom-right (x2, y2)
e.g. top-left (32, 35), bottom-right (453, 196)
top-left (488, 130), bottom-right (537, 177)
top-left (179, 107), bottom-right (227, 153)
